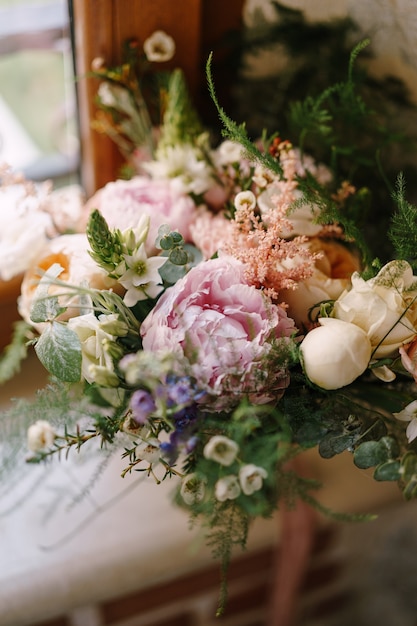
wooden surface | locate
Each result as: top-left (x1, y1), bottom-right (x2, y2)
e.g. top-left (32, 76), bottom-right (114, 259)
top-left (71, 0), bottom-right (244, 197)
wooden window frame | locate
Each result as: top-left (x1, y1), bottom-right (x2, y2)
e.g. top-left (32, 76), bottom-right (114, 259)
top-left (70, 0), bottom-right (244, 197)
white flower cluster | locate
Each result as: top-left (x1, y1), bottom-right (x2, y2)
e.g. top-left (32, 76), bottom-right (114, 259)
top-left (180, 435), bottom-right (268, 505)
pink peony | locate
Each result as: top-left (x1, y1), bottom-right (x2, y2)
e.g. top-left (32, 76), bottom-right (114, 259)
top-left (141, 256), bottom-right (296, 409)
top-left (83, 176), bottom-right (197, 254)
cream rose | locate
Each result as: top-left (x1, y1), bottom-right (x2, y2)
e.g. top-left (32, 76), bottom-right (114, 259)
top-left (280, 238), bottom-right (360, 329)
top-left (333, 260), bottom-right (417, 359)
top-left (300, 318), bottom-right (372, 390)
top-left (18, 234), bottom-right (119, 329)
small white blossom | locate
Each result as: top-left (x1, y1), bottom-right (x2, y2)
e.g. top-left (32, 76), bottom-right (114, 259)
top-left (117, 244), bottom-right (166, 307)
top-left (67, 312), bottom-right (119, 384)
top-left (215, 475), bottom-right (241, 501)
top-left (234, 190), bottom-right (257, 212)
top-left (143, 30), bottom-right (175, 62)
top-left (27, 420), bottom-right (56, 452)
top-left (143, 144), bottom-right (213, 195)
top-left (239, 464), bottom-right (268, 495)
top-left (215, 140), bottom-right (244, 165)
top-left (394, 400), bottom-right (417, 443)
top-left (136, 438), bottom-right (161, 464)
top-left (180, 473), bottom-right (206, 505)
top-left (203, 435), bottom-right (239, 466)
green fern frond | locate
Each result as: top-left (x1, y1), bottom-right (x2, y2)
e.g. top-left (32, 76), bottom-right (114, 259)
top-left (0, 321), bottom-right (32, 384)
top-left (206, 53), bottom-right (283, 177)
top-left (388, 173), bottom-right (417, 270)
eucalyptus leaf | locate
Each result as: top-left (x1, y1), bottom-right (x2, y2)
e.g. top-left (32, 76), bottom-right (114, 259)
top-left (169, 248), bottom-right (189, 265)
top-left (373, 460), bottom-right (401, 482)
top-left (400, 451), bottom-right (417, 483)
top-left (159, 260), bottom-right (188, 283)
top-left (354, 440), bottom-right (384, 469)
top-left (34, 322), bottom-right (82, 382)
top-left (30, 263), bottom-right (67, 323)
top-left (318, 431), bottom-right (359, 458)
top-left (354, 436), bottom-right (400, 469)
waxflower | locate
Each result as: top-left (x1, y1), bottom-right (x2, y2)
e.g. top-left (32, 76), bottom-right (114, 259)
top-left (300, 318), bottom-right (372, 390)
top-left (393, 400), bottom-right (417, 443)
top-left (180, 473), bottom-right (206, 505)
top-left (27, 420), bottom-right (56, 452)
top-left (203, 435), bottom-right (239, 466)
top-left (143, 30), bottom-right (175, 62)
top-left (239, 464), bottom-right (268, 495)
top-left (215, 475), bottom-right (241, 502)
top-left (234, 190), bottom-right (257, 212)
top-left (136, 438), bottom-right (161, 464)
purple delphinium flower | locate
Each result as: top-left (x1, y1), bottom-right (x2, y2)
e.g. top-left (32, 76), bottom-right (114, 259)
top-left (160, 403), bottom-right (200, 465)
top-left (130, 389), bottom-right (156, 424)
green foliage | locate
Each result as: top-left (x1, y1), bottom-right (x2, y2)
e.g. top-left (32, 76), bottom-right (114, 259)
top-left (86, 209), bottom-right (125, 275)
top-left (34, 322), bottom-right (82, 382)
top-left (389, 173), bottom-right (417, 271)
top-left (0, 321), bottom-right (32, 384)
top-left (205, 502), bottom-right (249, 616)
top-left (156, 225), bottom-right (203, 284)
top-left (30, 263), bottom-right (67, 323)
top-left (157, 68), bottom-right (203, 149)
top-left (206, 53), bottom-right (283, 177)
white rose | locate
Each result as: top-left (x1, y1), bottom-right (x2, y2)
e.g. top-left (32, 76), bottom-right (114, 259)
top-left (279, 238), bottom-right (360, 329)
top-left (333, 260), bottom-right (417, 359)
top-left (300, 318), bottom-right (372, 390)
top-left (27, 420), bottom-right (56, 452)
top-left (18, 234), bottom-right (118, 328)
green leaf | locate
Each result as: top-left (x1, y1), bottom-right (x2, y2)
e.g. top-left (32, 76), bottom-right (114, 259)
top-left (373, 460), bottom-right (401, 482)
top-left (354, 440), bottom-right (385, 469)
top-left (354, 436), bottom-right (399, 469)
top-left (30, 263), bottom-right (67, 323)
top-left (318, 430), bottom-right (360, 458)
top-left (169, 248), bottom-right (189, 265)
top-left (34, 322), bottom-right (82, 382)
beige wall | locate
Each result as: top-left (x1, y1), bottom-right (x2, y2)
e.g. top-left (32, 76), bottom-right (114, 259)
top-left (244, 0), bottom-right (417, 103)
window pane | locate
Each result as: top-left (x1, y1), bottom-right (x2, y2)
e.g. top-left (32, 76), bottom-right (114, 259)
top-left (0, 0), bottom-right (79, 185)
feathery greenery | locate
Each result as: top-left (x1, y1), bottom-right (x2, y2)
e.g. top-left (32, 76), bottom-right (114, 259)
top-left (389, 173), bottom-right (417, 271)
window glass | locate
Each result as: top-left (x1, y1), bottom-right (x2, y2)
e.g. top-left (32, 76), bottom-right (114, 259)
top-left (0, 0), bottom-right (79, 185)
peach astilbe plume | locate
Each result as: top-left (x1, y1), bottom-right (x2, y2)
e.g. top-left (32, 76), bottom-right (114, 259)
top-left (222, 189), bottom-right (321, 300)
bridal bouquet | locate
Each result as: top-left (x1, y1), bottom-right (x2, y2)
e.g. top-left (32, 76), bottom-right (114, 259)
top-left (2, 28), bottom-right (417, 613)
